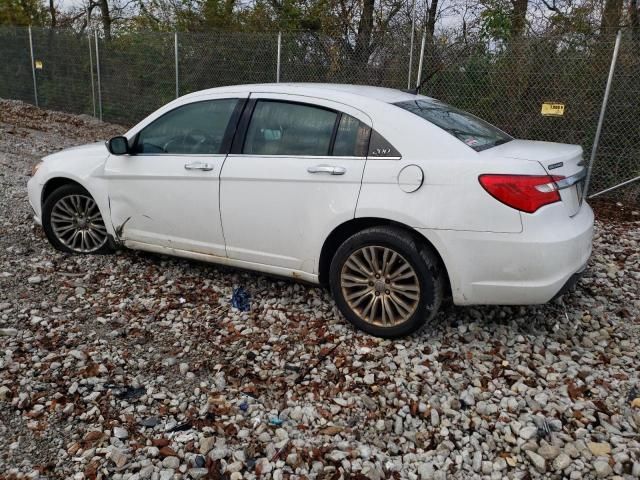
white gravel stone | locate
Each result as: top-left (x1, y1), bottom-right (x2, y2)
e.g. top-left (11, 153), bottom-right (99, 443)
top-left (112, 427), bottom-right (128, 439)
top-left (538, 443), bottom-right (560, 460)
top-left (593, 460), bottom-right (613, 478)
top-left (0, 386), bottom-right (11, 400)
top-left (162, 457), bottom-right (180, 469)
top-left (519, 426), bottom-right (538, 440)
top-left (199, 436), bottom-right (216, 455)
top-left (553, 453), bottom-right (572, 471)
top-left (526, 450), bottom-right (546, 473)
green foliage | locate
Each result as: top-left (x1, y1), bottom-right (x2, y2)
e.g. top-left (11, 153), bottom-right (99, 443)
top-left (479, 0), bottom-right (513, 42)
top-left (202, 0), bottom-right (237, 29)
top-left (0, 0), bottom-right (47, 26)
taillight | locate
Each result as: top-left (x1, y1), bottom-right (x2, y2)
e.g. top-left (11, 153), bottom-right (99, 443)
top-left (478, 174), bottom-right (564, 213)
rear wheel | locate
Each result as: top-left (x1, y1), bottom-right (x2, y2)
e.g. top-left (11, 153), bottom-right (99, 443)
top-left (329, 226), bottom-right (444, 338)
top-left (42, 184), bottom-right (112, 254)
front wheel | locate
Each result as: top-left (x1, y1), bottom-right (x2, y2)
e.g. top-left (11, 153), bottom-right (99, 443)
top-left (329, 226), bottom-right (444, 338)
top-left (42, 184), bottom-right (112, 254)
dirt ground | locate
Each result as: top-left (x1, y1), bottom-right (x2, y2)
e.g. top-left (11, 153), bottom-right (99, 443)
top-left (1, 99), bottom-right (639, 480)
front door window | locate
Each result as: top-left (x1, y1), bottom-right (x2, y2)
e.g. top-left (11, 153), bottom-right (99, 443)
top-left (134, 99), bottom-right (239, 155)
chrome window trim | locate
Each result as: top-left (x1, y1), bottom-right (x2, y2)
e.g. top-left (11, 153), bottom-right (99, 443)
top-left (131, 153), bottom-right (228, 158)
top-left (226, 154), bottom-right (367, 160)
top-left (225, 154), bottom-right (402, 160)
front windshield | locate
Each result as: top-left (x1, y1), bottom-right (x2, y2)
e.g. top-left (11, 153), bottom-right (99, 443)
top-left (394, 98), bottom-right (513, 152)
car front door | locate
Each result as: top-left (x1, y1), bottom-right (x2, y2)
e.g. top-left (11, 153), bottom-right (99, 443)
top-left (104, 94), bottom-right (246, 257)
top-left (220, 93), bottom-right (372, 275)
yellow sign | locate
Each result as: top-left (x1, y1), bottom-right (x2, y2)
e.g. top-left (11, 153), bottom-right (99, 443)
top-left (34, 60), bottom-right (43, 70)
top-left (541, 102), bottom-right (565, 116)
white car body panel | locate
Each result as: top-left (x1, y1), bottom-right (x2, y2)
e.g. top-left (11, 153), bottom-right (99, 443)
top-left (419, 203), bottom-right (593, 305)
top-left (26, 83), bottom-right (594, 306)
top-left (220, 92), bottom-right (371, 273)
top-left (27, 142), bottom-right (115, 236)
top-left (104, 152), bottom-right (228, 256)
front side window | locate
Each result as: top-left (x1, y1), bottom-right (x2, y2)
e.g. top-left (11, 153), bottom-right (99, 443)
top-left (134, 99), bottom-right (239, 155)
top-left (243, 101), bottom-right (337, 156)
top-left (394, 98), bottom-right (512, 152)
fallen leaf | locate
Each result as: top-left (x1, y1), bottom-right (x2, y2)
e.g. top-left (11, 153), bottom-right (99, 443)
top-left (319, 425), bottom-right (344, 435)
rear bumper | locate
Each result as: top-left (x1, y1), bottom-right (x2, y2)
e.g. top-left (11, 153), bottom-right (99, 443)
top-left (551, 264), bottom-right (586, 301)
top-left (417, 203), bottom-right (594, 305)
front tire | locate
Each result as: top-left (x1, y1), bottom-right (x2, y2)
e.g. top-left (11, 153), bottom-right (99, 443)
top-left (42, 184), bottom-right (112, 254)
top-left (329, 226), bottom-right (444, 338)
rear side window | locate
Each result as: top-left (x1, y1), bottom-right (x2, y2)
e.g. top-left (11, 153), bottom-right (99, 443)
top-left (368, 130), bottom-right (400, 158)
top-left (134, 99), bottom-right (238, 154)
top-left (243, 101), bottom-right (337, 156)
top-left (333, 114), bottom-right (371, 157)
top-left (394, 98), bottom-right (512, 152)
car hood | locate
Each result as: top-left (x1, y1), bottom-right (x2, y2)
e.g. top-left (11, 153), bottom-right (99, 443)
top-left (43, 141), bottom-right (108, 164)
top-left (37, 141), bottom-right (111, 182)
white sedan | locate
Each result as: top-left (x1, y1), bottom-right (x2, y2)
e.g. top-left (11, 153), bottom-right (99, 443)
top-left (27, 83), bottom-right (593, 337)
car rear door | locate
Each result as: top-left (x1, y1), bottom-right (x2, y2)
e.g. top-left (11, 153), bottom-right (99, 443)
top-left (219, 93), bottom-right (372, 274)
top-left (104, 94), bottom-right (246, 257)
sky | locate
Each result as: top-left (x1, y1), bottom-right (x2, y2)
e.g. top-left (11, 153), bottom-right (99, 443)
top-left (57, 0), bottom-right (87, 11)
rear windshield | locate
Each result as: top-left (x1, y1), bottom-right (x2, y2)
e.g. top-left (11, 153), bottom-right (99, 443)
top-left (394, 98), bottom-right (512, 152)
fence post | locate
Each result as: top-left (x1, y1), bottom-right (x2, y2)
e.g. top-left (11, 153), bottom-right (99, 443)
top-left (407, 0), bottom-right (416, 89)
top-left (276, 31), bottom-right (282, 83)
top-left (28, 26), bottom-right (38, 108)
top-left (88, 33), bottom-right (96, 117)
top-left (415, 31), bottom-right (426, 90)
top-left (583, 29), bottom-right (621, 199)
top-left (94, 30), bottom-right (103, 121)
top-left (174, 32), bottom-right (179, 98)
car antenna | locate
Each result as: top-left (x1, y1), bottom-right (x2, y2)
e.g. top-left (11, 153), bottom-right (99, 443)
top-left (412, 70), bottom-right (433, 96)
top-left (402, 73), bottom-right (429, 96)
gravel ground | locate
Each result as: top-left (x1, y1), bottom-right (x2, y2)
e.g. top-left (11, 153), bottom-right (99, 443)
top-left (1, 98), bottom-right (639, 480)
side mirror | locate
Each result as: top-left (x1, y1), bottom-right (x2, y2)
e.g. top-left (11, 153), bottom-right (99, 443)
top-left (107, 136), bottom-right (130, 155)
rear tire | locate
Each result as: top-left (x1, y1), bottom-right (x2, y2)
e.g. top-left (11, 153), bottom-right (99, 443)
top-left (329, 226), bottom-right (444, 338)
top-left (42, 184), bottom-right (113, 255)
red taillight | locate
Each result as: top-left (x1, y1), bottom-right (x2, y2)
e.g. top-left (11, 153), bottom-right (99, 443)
top-left (478, 174), bottom-right (564, 213)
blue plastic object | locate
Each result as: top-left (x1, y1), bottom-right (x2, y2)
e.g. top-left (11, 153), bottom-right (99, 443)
top-left (231, 287), bottom-right (251, 311)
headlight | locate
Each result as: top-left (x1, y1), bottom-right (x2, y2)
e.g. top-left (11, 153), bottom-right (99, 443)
top-left (31, 161), bottom-right (43, 176)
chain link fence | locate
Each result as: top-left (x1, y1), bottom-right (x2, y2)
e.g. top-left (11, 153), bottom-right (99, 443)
top-left (0, 26), bottom-right (638, 203)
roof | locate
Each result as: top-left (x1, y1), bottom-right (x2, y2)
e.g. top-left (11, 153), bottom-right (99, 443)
top-left (184, 83), bottom-right (422, 104)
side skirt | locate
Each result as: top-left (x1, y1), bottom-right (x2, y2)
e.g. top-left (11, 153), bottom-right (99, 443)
top-left (124, 240), bottom-right (320, 285)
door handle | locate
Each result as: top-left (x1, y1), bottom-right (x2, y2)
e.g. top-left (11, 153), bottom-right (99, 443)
top-left (184, 162), bottom-right (214, 171)
top-left (307, 164), bottom-right (346, 175)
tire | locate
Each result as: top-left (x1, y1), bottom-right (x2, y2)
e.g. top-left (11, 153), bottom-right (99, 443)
top-left (329, 226), bottom-right (444, 338)
top-left (42, 184), bottom-right (113, 255)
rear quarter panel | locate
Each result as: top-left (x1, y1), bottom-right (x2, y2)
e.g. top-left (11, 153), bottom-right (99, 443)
top-left (356, 104), bottom-right (548, 233)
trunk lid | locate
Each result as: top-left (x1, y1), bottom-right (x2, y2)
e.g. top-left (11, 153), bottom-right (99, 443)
top-left (486, 140), bottom-right (586, 216)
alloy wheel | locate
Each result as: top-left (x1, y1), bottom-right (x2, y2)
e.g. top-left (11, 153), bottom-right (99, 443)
top-left (340, 245), bottom-right (421, 326)
top-left (50, 194), bottom-right (108, 253)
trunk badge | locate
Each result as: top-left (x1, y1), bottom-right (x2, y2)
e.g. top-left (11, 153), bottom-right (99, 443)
top-left (548, 162), bottom-right (564, 170)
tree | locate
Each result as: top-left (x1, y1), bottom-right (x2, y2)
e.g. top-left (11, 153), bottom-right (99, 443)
top-left (426, 0), bottom-right (438, 38)
top-left (510, 0), bottom-right (527, 37)
top-left (0, 0), bottom-right (47, 25)
top-left (48, 0), bottom-right (56, 26)
top-left (631, 0), bottom-right (639, 42)
top-left (600, 0), bottom-right (623, 33)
